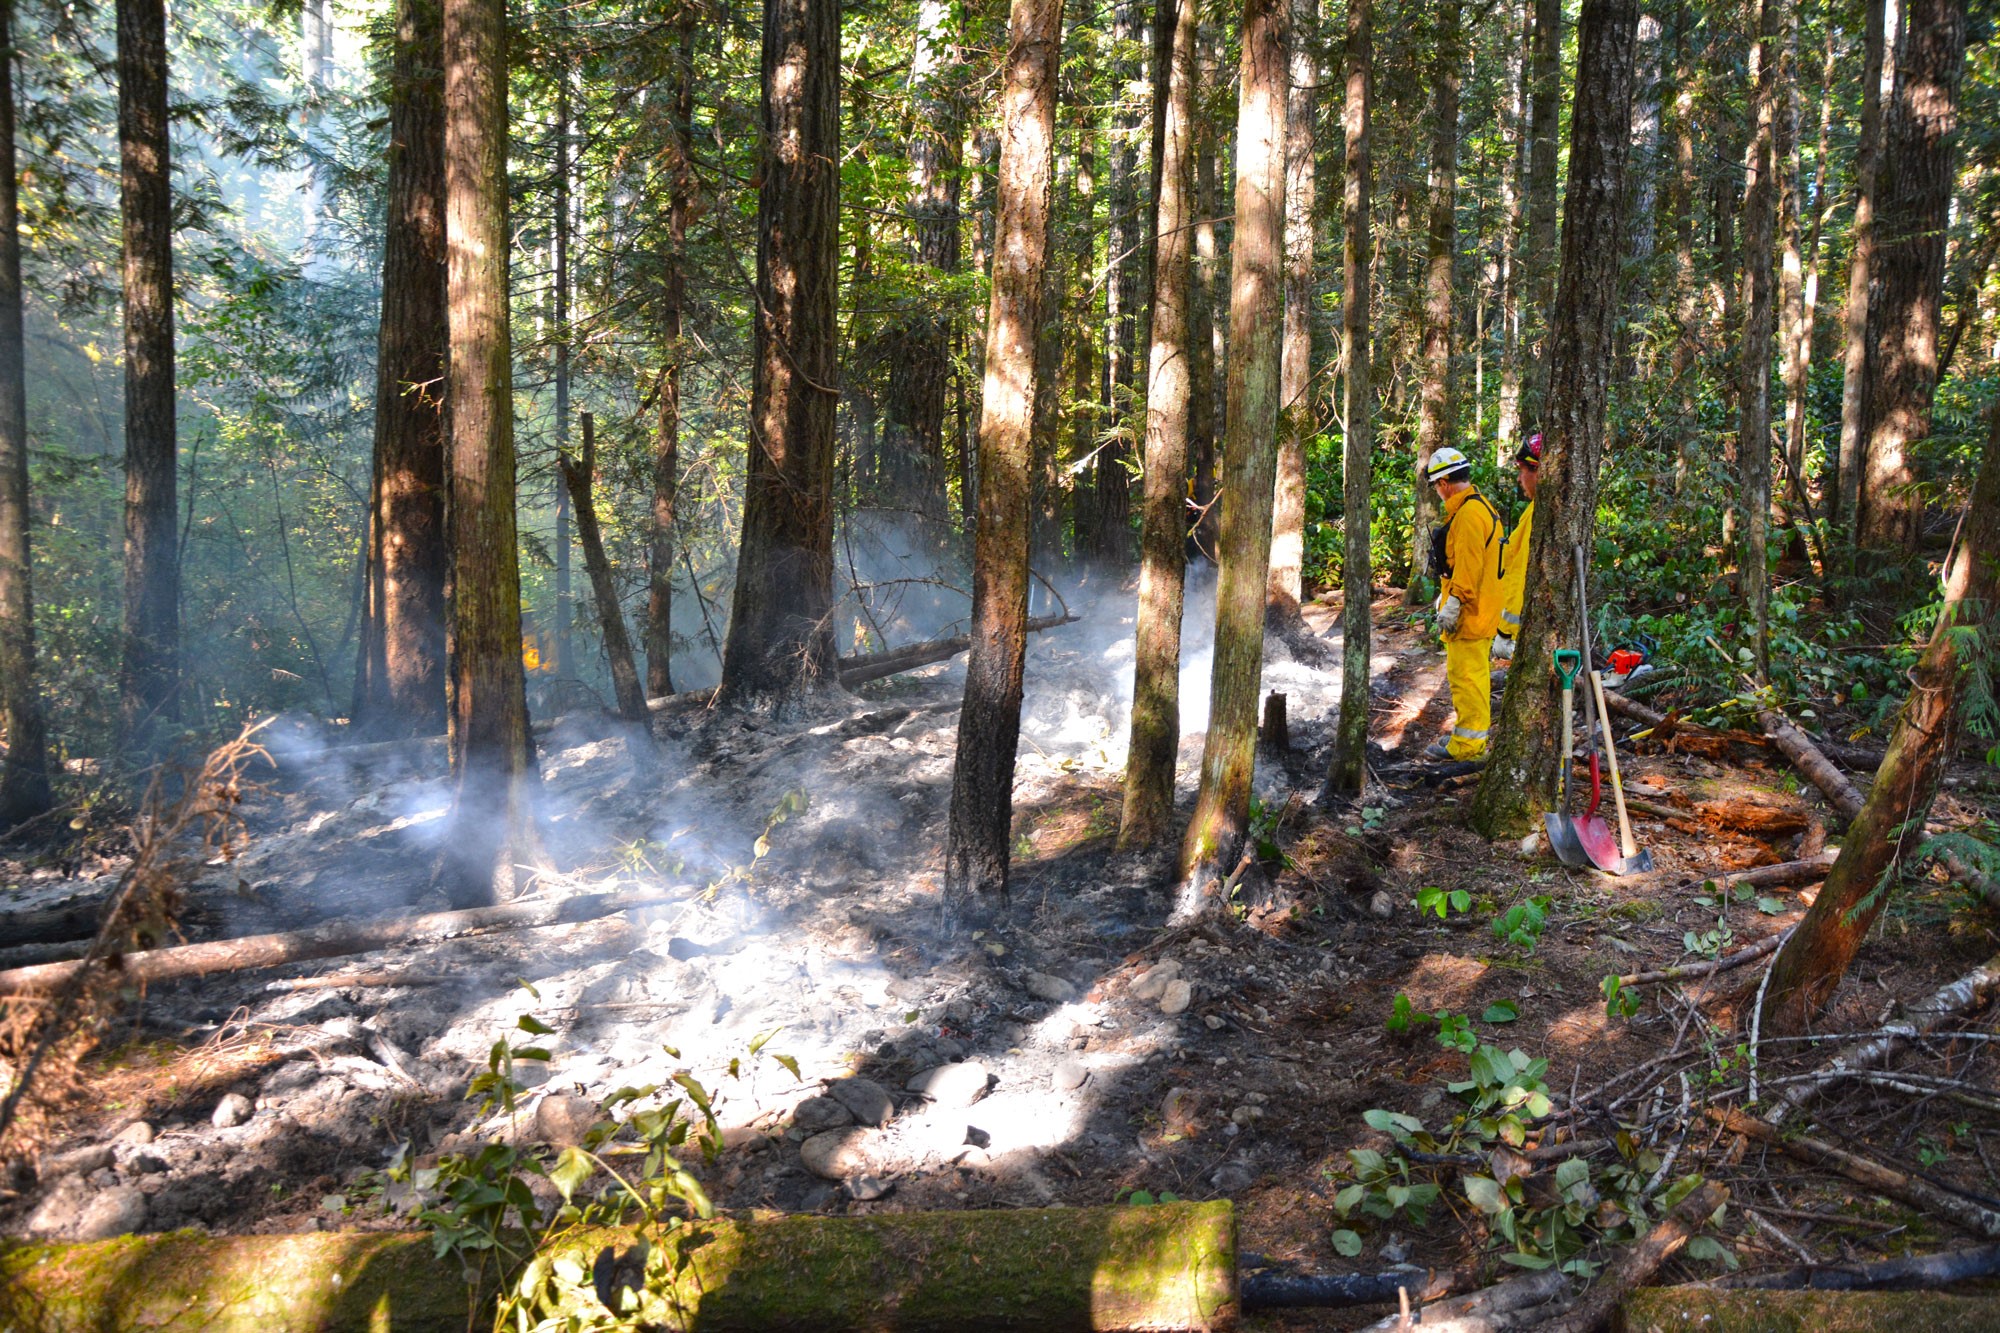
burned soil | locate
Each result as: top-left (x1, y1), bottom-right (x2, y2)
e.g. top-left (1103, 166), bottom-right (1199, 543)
top-left (4, 591), bottom-right (1999, 1330)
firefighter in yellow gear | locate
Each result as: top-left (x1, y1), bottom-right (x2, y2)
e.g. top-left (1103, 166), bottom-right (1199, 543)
top-left (1493, 433), bottom-right (1543, 664)
top-left (1421, 446), bottom-right (1504, 760)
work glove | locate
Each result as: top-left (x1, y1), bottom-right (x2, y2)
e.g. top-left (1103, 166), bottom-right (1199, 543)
top-left (1437, 595), bottom-right (1463, 634)
top-left (1492, 633), bottom-right (1515, 661)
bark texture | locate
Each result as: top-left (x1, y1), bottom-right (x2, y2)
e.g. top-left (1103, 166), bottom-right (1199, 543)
top-left (353, 0), bottom-right (448, 742)
top-left (882, 0), bottom-right (961, 527)
top-left (647, 12), bottom-right (694, 699)
top-left (1761, 409), bottom-right (1999, 1034)
top-left (561, 414), bottom-right (648, 724)
top-left (1322, 0), bottom-right (1372, 800)
top-left (1407, 0), bottom-right (1461, 607)
top-left (1266, 0), bottom-right (1316, 625)
top-left (441, 0), bottom-right (538, 908)
top-left (1179, 0), bottom-right (1288, 897)
top-left (1090, 0), bottom-right (1144, 562)
top-left (1735, 0), bottom-right (1781, 678)
top-left (117, 0), bottom-right (181, 758)
top-left (1857, 0), bottom-right (1966, 554)
top-left (944, 0), bottom-right (1062, 899)
top-left (1119, 0), bottom-right (1197, 851)
top-left (1832, 0), bottom-right (1888, 531)
top-left (1469, 0), bottom-right (1642, 838)
top-left (0, 0), bottom-right (49, 830)
top-left (1520, 0), bottom-right (1562, 414)
top-left (717, 0), bottom-right (841, 710)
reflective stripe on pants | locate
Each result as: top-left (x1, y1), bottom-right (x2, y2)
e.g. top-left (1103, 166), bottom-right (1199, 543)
top-left (1444, 635), bottom-right (1494, 760)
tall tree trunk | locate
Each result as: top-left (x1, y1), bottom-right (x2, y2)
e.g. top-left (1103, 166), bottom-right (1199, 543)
top-left (552, 66), bottom-right (575, 679)
top-left (0, 0), bottom-right (50, 830)
top-left (1179, 0), bottom-right (1287, 900)
top-left (1066, 100), bottom-right (1100, 558)
top-left (116, 0), bottom-right (180, 759)
top-left (1120, 0), bottom-right (1197, 851)
top-left (1780, 27), bottom-right (1834, 542)
top-left (1667, 6), bottom-right (1699, 489)
top-left (944, 0), bottom-right (1062, 900)
top-left (1521, 0), bottom-right (1563, 417)
top-left (441, 0), bottom-right (538, 908)
top-left (1762, 409), bottom-right (2000, 1034)
top-left (1858, 0), bottom-right (1966, 554)
top-left (561, 413), bottom-right (648, 724)
top-left (1406, 0), bottom-right (1461, 608)
top-left (1496, 0), bottom-right (1527, 459)
top-left (1267, 0), bottom-right (1315, 626)
top-left (647, 8), bottom-right (694, 699)
top-left (353, 0), bottom-right (448, 742)
top-left (1092, 0), bottom-right (1146, 562)
top-left (716, 0), bottom-right (841, 710)
top-left (1735, 0), bottom-right (1781, 679)
top-left (885, 0), bottom-right (961, 531)
top-left (1322, 0), bottom-right (1371, 800)
top-left (1832, 0), bottom-right (1891, 532)
top-left (1469, 0), bottom-right (1642, 839)
top-left (1189, 25), bottom-right (1222, 562)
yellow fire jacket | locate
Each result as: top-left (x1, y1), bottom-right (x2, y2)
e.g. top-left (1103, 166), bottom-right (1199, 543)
top-left (1437, 487), bottom-right (1504, 642)
top-left (1499, 498), bottom-right (1534, 637)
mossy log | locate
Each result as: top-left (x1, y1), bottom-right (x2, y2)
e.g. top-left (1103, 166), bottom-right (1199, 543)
top-left (0, 1201), bottom-right (1238, 1332)
top-left (1615, 1287), bottom-right (2000, 1332)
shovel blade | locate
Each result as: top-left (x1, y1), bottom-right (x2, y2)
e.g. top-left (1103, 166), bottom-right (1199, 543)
top-left (1576, 815), bottom-right (1623, 873)
top-left (1615, 849), bottom-right (1656, 876)
top-left (1544, 813), bottom-right (1590, 867)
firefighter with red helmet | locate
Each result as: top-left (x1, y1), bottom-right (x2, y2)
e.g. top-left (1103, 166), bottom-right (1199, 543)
top-left (1493, 432), bottom-right (1542, 664)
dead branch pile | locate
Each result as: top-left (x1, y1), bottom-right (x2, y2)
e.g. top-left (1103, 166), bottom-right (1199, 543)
top-left (0, 726), bottom-right (272, 1159)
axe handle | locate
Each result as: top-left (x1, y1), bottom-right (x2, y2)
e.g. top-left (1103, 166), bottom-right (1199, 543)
top-left (1588, 668), bottom-right (1640, 860)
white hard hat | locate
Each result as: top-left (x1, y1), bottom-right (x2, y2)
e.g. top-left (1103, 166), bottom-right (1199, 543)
top-left (1424, 446), bottom-right (1471, 483)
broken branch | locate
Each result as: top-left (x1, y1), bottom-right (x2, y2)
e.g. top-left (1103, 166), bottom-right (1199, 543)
top-left (1764, 947), bottom-right (2000, 1126)
top-left (1535, 1179), bottom-right (1730, 1333)
top-left (1707, 1107), bottom-right (2000, 1240)
top-left (0, 890), bottom-right (689, 997)
top-left (1617, 929), bottom-right (1795, 989)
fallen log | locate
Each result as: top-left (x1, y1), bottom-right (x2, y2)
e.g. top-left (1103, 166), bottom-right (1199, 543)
top-left (1707, 1107), bottom-right (2000, 1240)
top-left (1598, 690), bottom-right (1766, 757)
top-left (0, 1201), bottom-right (1237, 1332)
top-left (1698, 1241), bottom-right (2000, 1292)
top-left (0, 897), bottom-right (115, 950)
top-left (1764, 947), bottom-right (2000, 1127)
top-left (835, 613), bottom-right (1078, 688)
top-left (1616, 929), bottom-right (1794, 989)
top-left (1357, 1265), bottom-right (1569, 1332)
top-left (1759, 709), bottom-right (1865, 823)
top-left (1618, 1286), bottom-right (2000, 1329)
top-left (0, 889), bottom-right (691, 997)
top-left (1241, 1264), bottom-right (1455, 1310)
top-left (1616, 851), bottom-right (1836, 898)
top-left (1537, 1178), bottom-right (1729, 1333)
top-left (1756, 707), bottom-right (1998, 907)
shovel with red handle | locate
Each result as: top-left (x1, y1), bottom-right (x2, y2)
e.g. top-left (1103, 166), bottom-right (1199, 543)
top-left (1571, 546), bottom-right (1625, 874)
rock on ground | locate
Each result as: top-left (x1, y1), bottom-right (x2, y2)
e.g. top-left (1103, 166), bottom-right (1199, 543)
top-left (800, 1128), bottom-right (876, 1181)
top-left (907, 1061), bottom-right (989, 1109)
top-left (826, 1077), bottom-right (895, 1127)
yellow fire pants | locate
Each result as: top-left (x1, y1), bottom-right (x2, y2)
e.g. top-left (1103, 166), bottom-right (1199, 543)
top-left (1444, 635), bottom-right (1494, 759)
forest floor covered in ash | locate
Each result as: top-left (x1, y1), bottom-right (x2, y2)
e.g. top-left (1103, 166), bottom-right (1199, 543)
top-left (4, 585), bottom-right (2000, 1329)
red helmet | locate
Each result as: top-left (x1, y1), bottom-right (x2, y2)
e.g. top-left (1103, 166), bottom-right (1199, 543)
top-left (1514, 434), bottom-right (1544, 470)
